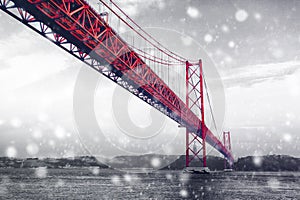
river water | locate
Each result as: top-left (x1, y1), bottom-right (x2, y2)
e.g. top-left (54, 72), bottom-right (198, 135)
top-left (0, 168), bottom-right (299, 199)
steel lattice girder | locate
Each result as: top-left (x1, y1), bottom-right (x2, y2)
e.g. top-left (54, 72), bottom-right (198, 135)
top-left (10, 0), bottom-right (200, 130)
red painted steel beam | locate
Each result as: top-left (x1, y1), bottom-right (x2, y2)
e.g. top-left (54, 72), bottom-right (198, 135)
top-left (199, 59), bottom-right (207, 167)
top-left (185, 61), bottom-right (190, 167)
top-left (10, 0), bottom-right (198, 131)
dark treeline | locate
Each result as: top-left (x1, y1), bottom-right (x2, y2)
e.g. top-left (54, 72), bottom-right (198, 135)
top-left (0, 154), bottom-right (299, 171)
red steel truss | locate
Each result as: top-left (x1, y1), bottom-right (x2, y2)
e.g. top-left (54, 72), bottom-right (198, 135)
top-left (0, 0), bottom-right (234, 163)
top-left (223, 131), bottom-right (233, 168)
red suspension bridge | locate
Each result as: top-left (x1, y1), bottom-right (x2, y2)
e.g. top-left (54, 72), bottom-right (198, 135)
top-left (0, 0), bottom-right (233, 168)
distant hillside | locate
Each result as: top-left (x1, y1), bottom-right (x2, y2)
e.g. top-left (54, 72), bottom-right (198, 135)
top-left (0, 154), bottom-right (299, 171)
top-left (107, 154), bottom-right (179, 169)
top-left (164, 155), bottom-right (300, 171)
top-left (0, 156), bottom-right (108, 169)
top-left (107, 154), bottom-right (227, 170)
top-left (110, 154), bottom-right (300, 171)
top-left (234, 155), bottom-right (300, 171)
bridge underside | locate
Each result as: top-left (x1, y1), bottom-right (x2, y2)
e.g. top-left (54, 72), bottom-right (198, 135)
top-left (0, 0), bottom-right (234, 163)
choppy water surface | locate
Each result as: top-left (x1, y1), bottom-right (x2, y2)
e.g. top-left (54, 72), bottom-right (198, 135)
top-left (0, 168), bottom-right (299, 199)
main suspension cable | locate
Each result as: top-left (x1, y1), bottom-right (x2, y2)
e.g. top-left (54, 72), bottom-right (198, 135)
top-left (98, 0), bottom-right (192, 64)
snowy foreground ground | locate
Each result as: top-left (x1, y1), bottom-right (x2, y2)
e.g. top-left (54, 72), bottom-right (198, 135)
top-left (0, 168), bottom-right (299, 199)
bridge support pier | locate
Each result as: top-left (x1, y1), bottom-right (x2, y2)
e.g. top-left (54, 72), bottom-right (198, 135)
top-left (185, 60), bottom-right (207, 168)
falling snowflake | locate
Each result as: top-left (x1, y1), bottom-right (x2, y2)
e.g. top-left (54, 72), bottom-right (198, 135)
top-left (165, 174), bottom-right (172, 180)
top-left (48, 140), bottom-right (55, 147)
top-left (151, 157), bottom-right (161, 168)
top-left (180, 189), bottom-right (188, 198)
top-left (253, 156), bottom-right (262, 167)
top-left (283, 133), bottom-right (292, 143)
top-left (186, 7), bottom-right (200, 18)
top-left (204, 34), bottom-right (213, 43)
top-left (179, 173), bottom-right (190, 184)
top-left (181, 36), bottom-right (193, 46)
top-left (35, 167), bottom-right (47, 178)
top-left (111, 175), bottom-right (121, 185)
top-left (228, 41), bottom-right (235, 48)
top-left (254, 13), bottom-right (262, 21)
top-left (37, 113), bottom-right (48, 122)
top-left (10, 118), bottom-right (22, 128)
top-left (32, 129), bottom-right (42, 139)
top-left (118, 26), bottom-right (126, 34)
top-left (235, 9), bottom-right (248, 22)
top-left (54, 126), bottom-right (66, 139)
top-left (225, 56), bottom-right (233, 63)
top-left (221, 24), bottom-right (229, 33)
top-left (267, 178), bottom-right (280, 190)
top-left (0, 120), bottom-right (5, 126)
top-left (123, 174), bottom-right (132, 182)
top-left (6, 146), bottom-right (17, 157)
top-left (26, 143), bottom-right (39, 156)
top-left (156, 0), bottom-right (165, 10)
top-left (215, 48), bottom-right (223, 56)
top-left (91, 167), bottom-right (100, 175)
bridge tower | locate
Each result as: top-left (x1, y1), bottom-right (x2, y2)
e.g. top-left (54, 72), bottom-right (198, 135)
top-left (223, 131), bottom-right (233, 169)
top-left (185, 60), bottom-right (207, 169)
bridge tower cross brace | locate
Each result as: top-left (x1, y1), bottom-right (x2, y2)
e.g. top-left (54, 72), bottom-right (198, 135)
top-left (185, 60), bottom-right (207, 168)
